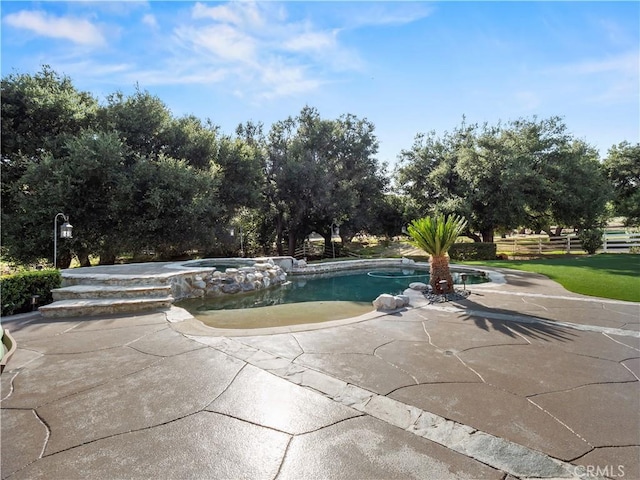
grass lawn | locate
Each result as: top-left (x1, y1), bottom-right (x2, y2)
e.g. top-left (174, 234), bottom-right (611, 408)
top-left (463, 254), bottom-right (640, 302)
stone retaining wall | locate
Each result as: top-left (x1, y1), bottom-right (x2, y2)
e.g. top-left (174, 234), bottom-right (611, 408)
top-left (290, 257), bottom-right (426, 275)
top-left (173, 261), bottom-right (287, 300)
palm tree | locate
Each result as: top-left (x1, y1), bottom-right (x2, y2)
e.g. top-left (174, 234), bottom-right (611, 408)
top-left (407, 214), bottom-right (468, 294)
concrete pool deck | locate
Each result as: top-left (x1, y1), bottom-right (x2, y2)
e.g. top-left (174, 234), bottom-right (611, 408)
top-left (1, 265), bottom-right (639, 479)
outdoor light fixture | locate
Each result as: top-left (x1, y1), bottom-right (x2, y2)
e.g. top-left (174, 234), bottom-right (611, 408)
top-left (331, 222), bottom-right (340, 259)
top-left (229, 225), bottom-right (244, 257)
top-left (53, 213), bottom-right (73, 268)
top-left (31, 295), bottom-right (40, 311)
top-left (461, 273), bottom-right (468, 291)
top-left (438, 279), bottom-right (449, 300)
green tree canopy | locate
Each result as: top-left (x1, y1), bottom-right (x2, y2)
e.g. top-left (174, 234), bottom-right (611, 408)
top-left (265, 106), bottom-right (386, 255)
top-left (1, 67), bottom-right (100, 261)
top-left (98, 88), bottom-right (172, 161)
top-left (1, 71), bottom-right (229, 265)
top-left (3, 131), bottom-right (130, 267)
top-left (603, 142), bottom-right (640, 226)
top-left (396, 116), bottom-right (611, 242)
top-left (1, 66), bottom-right (98, 160)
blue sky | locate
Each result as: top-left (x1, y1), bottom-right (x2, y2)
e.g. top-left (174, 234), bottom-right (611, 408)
top-left (2, 1), bottom-right (638, 166)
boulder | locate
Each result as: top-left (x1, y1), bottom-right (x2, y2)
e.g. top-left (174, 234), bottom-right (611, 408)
top-left (373, 294), bottom-right (410, 311)
top-left (221, 283), bottom-right (242, 294)
top-left (396, 295), bottom-right (410, 307)
top-left (409, 282), bottom-right (429, 291)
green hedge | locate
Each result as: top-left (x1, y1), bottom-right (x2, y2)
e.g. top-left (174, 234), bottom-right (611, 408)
top-left (449, 242), bottom-right (497, 261)
top-left (1, 270), bottom-right (61, 316)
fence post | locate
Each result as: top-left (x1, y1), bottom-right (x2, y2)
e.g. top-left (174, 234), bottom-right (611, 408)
top-left (538, 238), bottom-right (542, 254)
top-left (603, 232), bottom-right (607, 253)
top-left (566, 237), bottom-right (570, 254)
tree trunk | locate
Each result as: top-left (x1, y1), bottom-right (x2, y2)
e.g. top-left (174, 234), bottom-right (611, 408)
top-left (76, 248), bottom-right (91, 267)
top-left (57, 252), bottom-right (72, 269)
top-left (288, 231), bottom-right (297, 258)
top-left (430, 254), bottom-right (454, 294)
top-left (275, 213), bottom-right (284, 256)
top-left (322, 231), bottom-right (333, 258)
top-left (481, 229), bottom-right (494, 243)
top-left (98, 249), bottom-right (116, 265)
top-left (466, 232), bottom-right (482, 242)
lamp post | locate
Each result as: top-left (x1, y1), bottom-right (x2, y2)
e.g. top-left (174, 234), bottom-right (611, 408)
top-left (53, 213), bottom-right (73, 268)
top-left (330, 222), bottom-right (340, 259)
top-left (229, 225), bottom-right (244, 257)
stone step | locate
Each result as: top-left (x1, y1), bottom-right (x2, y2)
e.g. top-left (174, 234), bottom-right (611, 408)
top-left (52, 285), bottom-right (172, 301)
top-left (61, 274), bottom-right (171, 288)
top-left (39, 297), bottom-right (174, 318)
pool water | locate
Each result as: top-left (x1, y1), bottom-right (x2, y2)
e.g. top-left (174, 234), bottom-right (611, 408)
top-left (178, 268), bottom-right (488, 313)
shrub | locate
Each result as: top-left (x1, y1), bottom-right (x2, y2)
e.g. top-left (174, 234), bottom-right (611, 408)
top-left (449, 242), bottom-right (497, 261)
top-left (1, 270), bottom-right (61, 316)
top-left (578, 228), bottom-right (604, 255)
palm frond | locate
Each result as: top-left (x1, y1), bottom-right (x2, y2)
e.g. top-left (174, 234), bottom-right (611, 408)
top-left (407, 214), bottom-right (468, 256)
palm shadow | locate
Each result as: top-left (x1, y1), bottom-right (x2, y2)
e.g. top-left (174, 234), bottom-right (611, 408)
top-left (443, 293), bottom-right (579, 343)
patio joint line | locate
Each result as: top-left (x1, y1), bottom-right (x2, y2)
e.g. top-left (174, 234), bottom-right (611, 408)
top-left (32, 408), bottom-right (51, 459)
top-left (272, 436), bottom-right (293, 480)
top-left (1, 370), bottom-right (19, 401)
top-left (526, 398), bottom-right (593, 447)
top-left (620, 361), bottom-right (640, 381)
top-left (603, 333), bottom-right (640, 351)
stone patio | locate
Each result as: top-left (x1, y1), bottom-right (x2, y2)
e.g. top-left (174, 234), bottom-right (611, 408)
top-left (1, 265), bottom-right (638, 479)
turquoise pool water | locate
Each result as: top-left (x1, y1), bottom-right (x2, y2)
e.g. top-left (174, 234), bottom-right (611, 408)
top-left (178, 268), bottom-right (488, 313)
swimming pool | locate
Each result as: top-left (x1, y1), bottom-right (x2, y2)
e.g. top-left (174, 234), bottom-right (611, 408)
top-left (177, 267), bottom-right (489, 314)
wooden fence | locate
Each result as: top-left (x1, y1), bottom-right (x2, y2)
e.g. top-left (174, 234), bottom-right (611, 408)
top-left (602, 232), bottom-right (640, 253)
top-left (496, 232), bottom-right (640, 256)
top-left (287, 231), bottom-right (640, 259)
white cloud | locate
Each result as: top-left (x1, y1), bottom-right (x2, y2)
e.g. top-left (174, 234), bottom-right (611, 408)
top-left (283, 30), bottom-right (338, 53)
top-left (4, 10), bottom-right (106, 46)
top-left (142, 14), bottom-right (158, 29)
top-left (543, 51), bottom-right (639, 105)
top-left (175, 23), bottom-right (257, 63)
top-left (192, 1), bottom-right (265, 29)
top-left (58, 61), bottom-right (132, 77)
top-left (258, 60), bottom-right (322, 99)
top-left (344, 4), bottom-right (433, 28)
top-left (127, 67), bottom-right (229, 86)
top-left (162, 1), bottom-right (378, 100)
top-left (563, 51), bottom-right (638, 76)
top-left (5, 1), bottom-right (411, 102)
